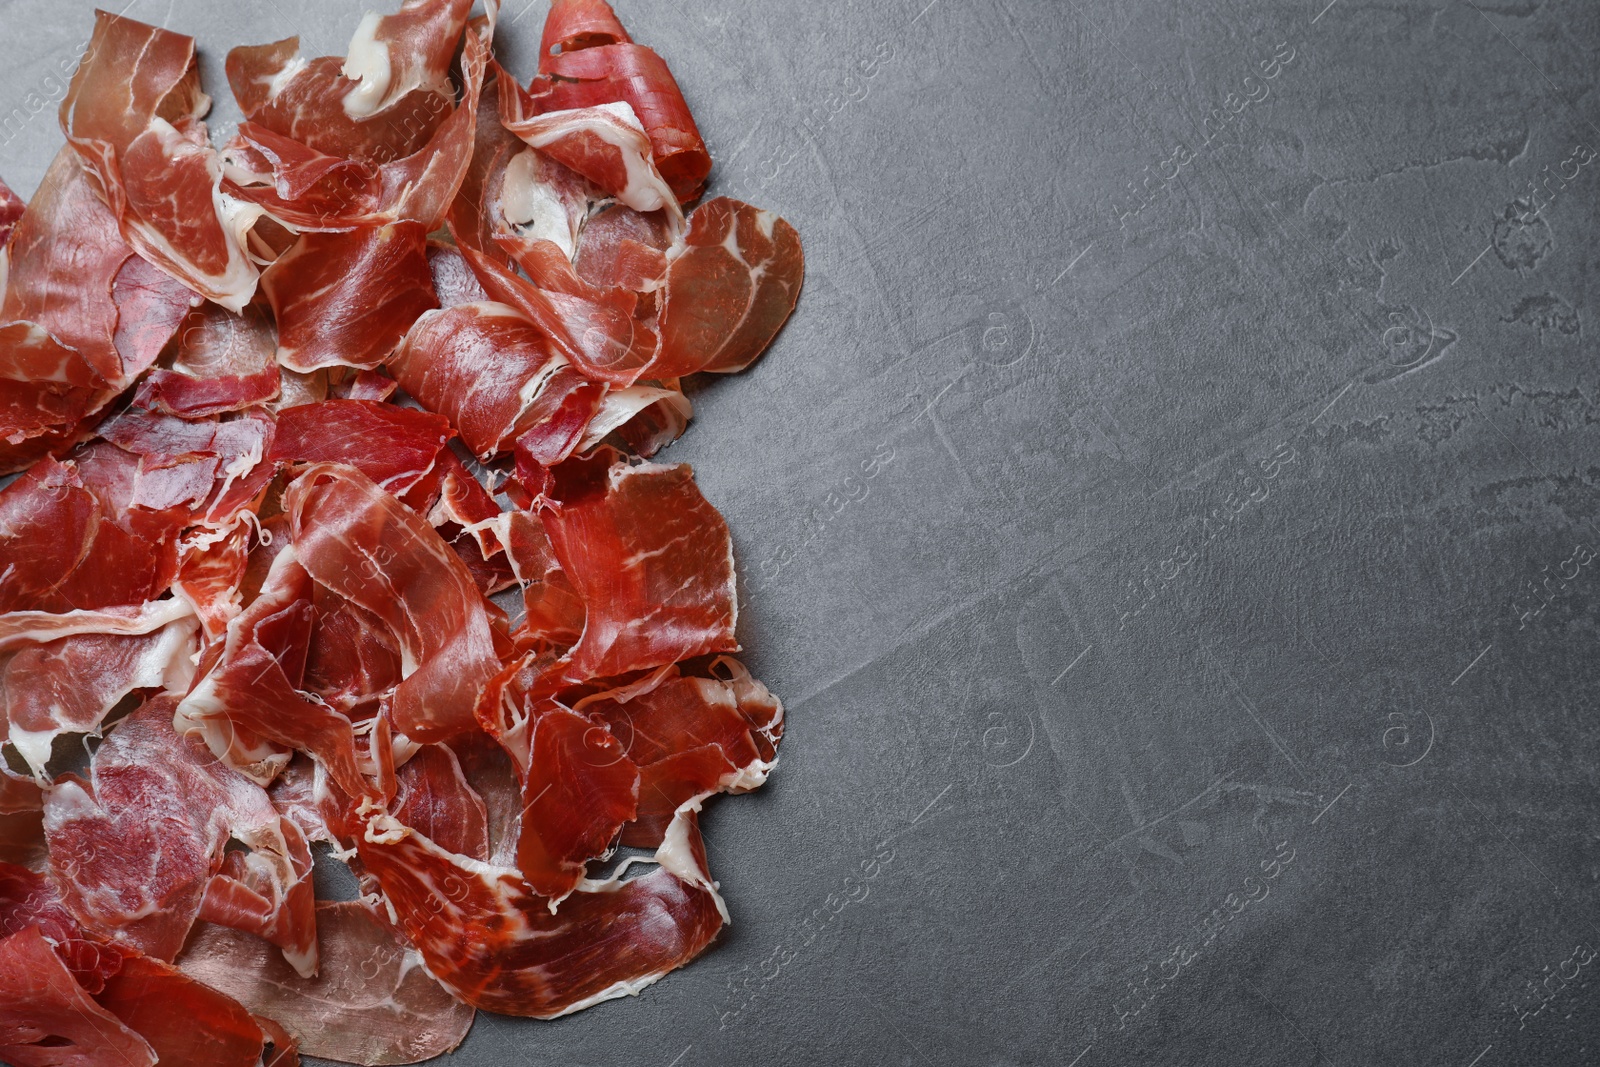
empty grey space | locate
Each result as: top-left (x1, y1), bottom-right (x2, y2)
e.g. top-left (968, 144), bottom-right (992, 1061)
top-left (4, 0), bottom-right (1599, 1064)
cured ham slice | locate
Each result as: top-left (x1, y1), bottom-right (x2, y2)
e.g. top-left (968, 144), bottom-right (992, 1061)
top-left (134, 303), bottom-right (280, 417)
top-left (0, 176), bottom-right (23, 249)
top-left (177, 548), bottom-right (371, 797)
top-left (654, 198), bottom-right (804, 377)
top-left (271, 399), bottom-right (450, 494)
top-left (1, 622), bottom-right (197, 777)
top-left (0, 926), bottom-right (157, 1067)
top-left (95, 407), bottom-right (278, 529)
top-left (514, 704), bottom-right (638, 900)
top-left (394, 744), bottom-right (491, 861)
top-left (42, 697), bottom-right (278, 960)
top-left (0, 149), bottom-right (191, 471)
top-left (388, 301), bottom-right (572, 459)
top-left (499, 96), bottom-right (681, 218)
top-left (175, 522), bottom-right (252, 642)
top-left (427, 241), bottom-right (489, 307)
top-left (578, 659), bottom-right (782, 846)
top-left (285, 464), bottom-right (500, 742)
top-left (540, 452), bottom-right (738, 682)
top-left (0, 599), bottom-right (195, 655)
top-left (0, 771), bottom-right (45, 868)
top-left (0, 455), bottom-right (181, 613)
top-left (222, 10), bottom-right (490, 232)
top-left (180, 902), bottom-right (474, 1066)
top-left (262, 224), bottom-right (437, 372)
top-left (97, 954), bottom-right (294, 1067)
top-left (62, 13), bottom-right (260, 310)
top-left (526, 0), bottom-right (710, 203)
top-left (355, 801), bottom-right (725, 1016)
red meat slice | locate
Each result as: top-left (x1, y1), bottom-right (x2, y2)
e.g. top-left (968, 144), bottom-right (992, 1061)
top-left (541, 452), bottom-right (738, 683)
top-left (1, 623), bottom-right (197, 777)
top-left (0, 149), bottom-right (191, 471)
top-left (284, 463), bottom-right (500, 742)
top-left (516, 704), bottom-right (639, 900)
top-left (578, 658), bottom-right (783, 846)
top-left (355, 801), bottom-right (725, 1016)
top-left (0, 926), bottom-right (156, 1067)
top-left (177, 548), bottom-right (370, 798)
top-left (527, 0), bottom-right (710, 203)
top-left (134, 303), bottom-right (281, 417)
top-left (262, 224), bottom-right (438, 372)
top-left (41, 698), bottom-right (279, 961)
top-left (388, 301), bottom-right (574, 460)
top-left (271, 399), bottom-right (451, 494)
top-left (654, 197), bottom-right (805, 377)
top-left (62, 12), bottom-right (258, 310)
top-left (179, 901), bottom-right (473, 1065)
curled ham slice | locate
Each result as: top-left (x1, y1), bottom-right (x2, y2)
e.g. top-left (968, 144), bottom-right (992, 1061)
top-left (62, 12), bottom-right (260, 310)
top-left (526, 0), bottom-right (710, 203)
top-left (134, 302), bottom-right (281, 417)
top-left (271, 399), bottom-right (451, 494)
top-left (355, 800), bottom-right (725, 1017)
top-left (0, 926), bottom-right (157, 1067)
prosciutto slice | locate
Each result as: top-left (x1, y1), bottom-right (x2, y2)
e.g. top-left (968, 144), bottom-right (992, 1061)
top-left (62, 12), bottom-right (260, 310)
top-left (578, 659), bottom-right (782, 846)
top-left (0, 149), bottom-right (191, 471)
top-left (180, 902), bottom-right (474, 1066)
top-left (0, 926), bottom-right (157, 1067)
top-left (262, 224), bottom-right (438, 372)
top-left (525, 0), bottom-right (710, 203)
top-left (355, 801), bottom-right (725, 1016)
top-left (1, 622), bottom-right (197, 777)
top-left (41, 697), bottom-right (279, 961)
top-left (540, 451), bottom-right (739, 683)
top-left (271, 399), bottom-right (451, 494)
top-left (284, 463), bottom-right (501, 742)
top-left (134, 302), bottom-right (281, 417)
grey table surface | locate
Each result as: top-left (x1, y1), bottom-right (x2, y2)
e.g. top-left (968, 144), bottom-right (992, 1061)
top-left (5, 0), bottom-right (1600, 1065)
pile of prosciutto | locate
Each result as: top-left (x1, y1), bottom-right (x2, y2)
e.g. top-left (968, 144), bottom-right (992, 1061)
top-left (0, 0), bottom-right (801, 1062)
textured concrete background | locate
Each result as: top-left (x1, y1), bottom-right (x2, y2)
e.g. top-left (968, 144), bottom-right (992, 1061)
top-left (4, 0), bottom-right (1600, 1064)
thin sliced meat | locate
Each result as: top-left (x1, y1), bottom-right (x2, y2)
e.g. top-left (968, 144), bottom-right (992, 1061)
top-left (134, 303), bottom-right (280, 417)
top-left (0, 455), bottom-right (180, 613)
top-left (0, 770), bottom-right (45, 868)
top-left (526, 0), bottom-right (710, 203)
top-left (42, 697), bottom-right (278, 961)
top-left (540, 0), bottom-right (631, 54)
top-left (197, 815), bottom-right (317, 978)
top-left (223, 14), bottom-right (489, 231)
top-left (355, 800), bottom-right (725, 1016)
top-left (654, 197), bottom-right (804, 377)
top-left (579, 658), bottom-right (782, 846)
top-left (580, 381), bottom-right (691, 457)
top-left (541, 452), bottom-right (739, 683)
top-left (428, 241), bottom-right (488, 307)
top-left (1, 621), bottom-right (197, 777)
top-left (0, 926), bottom-right (157, 1067)
top-left (271, 399), bottom-right (451, 494)
top-left (174, 522), bottom-right (252, 642)
top-left (180, 901), bottom-right (474, 1066)
top-left (62, 12), bottom-right (259, 310)
top-left (499, 96), bottom-right (680, 217)
top-left (340, 0), bottom-right (475, 119)
top-left (448, 70), bottom-right (656, 385)
top-left (177, 547), bottom-right (372, 797)
top-left (262, 224), bottom-right (438, 373)
top-left (302, 584), bottom-right (406, 719)
top-left (498, 509), bottom-right (586, 652)
top-left (285, 463), bottom-right (500, 742)
top-left (96, 406), bottom-right (278, 528)
top-left (96, 954), bottom-right (285, 1067)
top-left (388, 301), bottom-right (573, 460)
top-left (0, 599), bottom-right (195, 655)
top-left (0, 149), bottom-right (190, 469)
top-left (516, 704), bottom-right (638, 900)
top-left (572, 201), bottom-right (674, 291)
top-left (394, 744), bottom-right (490, 861)
top-left (0, 176), bottom-right (22, 248)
